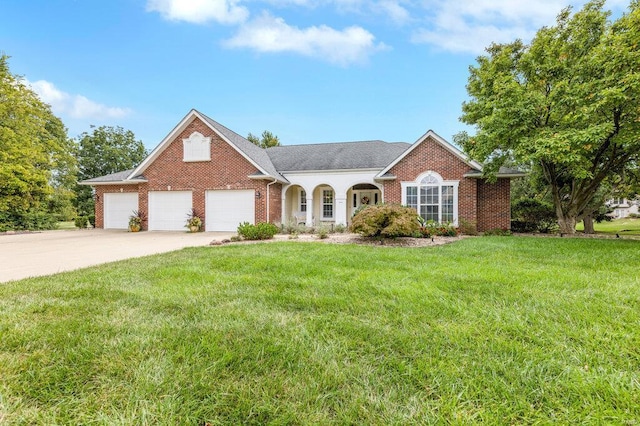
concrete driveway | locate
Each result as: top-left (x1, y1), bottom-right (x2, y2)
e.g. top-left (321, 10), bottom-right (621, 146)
top-left (0, 229), bottom-right (234, 283)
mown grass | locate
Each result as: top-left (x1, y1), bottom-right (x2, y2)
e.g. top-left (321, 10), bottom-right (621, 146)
top-left (1, 237), bottom-right (639, 424)
top-left (576, 217), bottom-right (640, 236)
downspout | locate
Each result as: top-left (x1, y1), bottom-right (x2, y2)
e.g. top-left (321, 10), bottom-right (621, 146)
top-left (266, 178), bottom-right (278, 223)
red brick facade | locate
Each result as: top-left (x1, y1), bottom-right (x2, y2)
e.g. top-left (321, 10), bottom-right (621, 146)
top-left (477, 179), bottom-right (511, 232)
top-left (382, 135), bottom-right (510, 232)
top-left (93, 116), bottom-right (510, 233)
top-left (95, 117), bottom-right (282, 231)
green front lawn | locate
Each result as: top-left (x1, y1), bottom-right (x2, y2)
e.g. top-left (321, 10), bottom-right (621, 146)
top-left (1, 237), bottom-right (639, 424)
top-left (576, 217), bottom-right (640, 236)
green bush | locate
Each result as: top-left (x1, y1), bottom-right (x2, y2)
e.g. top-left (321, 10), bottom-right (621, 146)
top-left (74, 216), bottom-right (89, 229)
top-left (483, 228), bottom-right (512, 236)
top-left (333, 223), bottom-right (347, 233)
top-left (417, 217), bottom-right (459, 237)
top-left (316, 226), bottom-right (329, 239)
top-left (350, 204), bottom-right (419, 238)
top-left (458, 218), bottom-right (478, 235)
top-left (511, 199), bottom-right (558, 233)
top-left (237, 222), bottom-right (279, 240)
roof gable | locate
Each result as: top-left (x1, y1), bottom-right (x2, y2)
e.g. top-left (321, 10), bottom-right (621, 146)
top-left (128, 109), bottom-right (286, 183)
top-left (376, 130), bottom-right (483, 178)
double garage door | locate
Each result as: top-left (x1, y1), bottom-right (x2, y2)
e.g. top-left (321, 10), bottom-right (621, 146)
top-left (103, 190), bottom-right (255, 231)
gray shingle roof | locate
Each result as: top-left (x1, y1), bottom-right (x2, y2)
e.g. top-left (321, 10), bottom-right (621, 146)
top-left (464, 166), bottom-right (526, 177)
top-left (266, 140), bottom-right (411, 171)
top-left (198, 111), bottom-right (286, 182)
top-left (81, 169), bottom-right (146, 184)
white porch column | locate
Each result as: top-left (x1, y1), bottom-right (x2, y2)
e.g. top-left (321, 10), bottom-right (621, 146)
top-left (306, 196), bottom-right (313, 225)
top-left (281, 190), bottom-right (287, 225)
top-left (335, 196), bottom-right (347, 226)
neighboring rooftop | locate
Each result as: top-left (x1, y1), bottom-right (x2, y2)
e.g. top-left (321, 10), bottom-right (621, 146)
top-left (266, 140), bottom-right (411, 172)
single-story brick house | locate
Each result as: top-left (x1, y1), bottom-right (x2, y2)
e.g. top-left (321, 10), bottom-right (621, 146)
top-left (82, 109), bottom-right (523, 232)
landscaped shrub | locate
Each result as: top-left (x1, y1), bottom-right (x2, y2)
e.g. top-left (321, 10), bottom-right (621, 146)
top-left (316, 226), bottom-right (329, 239)
top-left (417, 217), bottom-right (459, 237)
top-left (237, 222), bottom-right (279, 240)
top-left (333, 223), bottom-right (347, 233)
top-left (350, 204), bottom-right (419, 238)
top-left (280, 219), bottom-right (307, 235)
top-left (511, 198), bottom-right (558, 233)
top-left (458, 218), bottom-right (478, 235)
top-left (483, 228), bottom-right (512, 236)
top-left (628, 213), bottom-right (639, 219)
top-left (74, 216), bottom-right (89, 229)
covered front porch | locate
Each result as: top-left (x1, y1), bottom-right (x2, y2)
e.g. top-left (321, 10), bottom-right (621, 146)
top-left (282, 183), bottom-right (382, 227)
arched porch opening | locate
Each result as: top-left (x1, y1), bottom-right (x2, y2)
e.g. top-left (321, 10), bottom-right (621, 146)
top-left (283, 184), bottom-right (308, 225)
top-left (312, 184), bottom-right (337, 226)
top-left (347, 183), bottom-right (382, 223)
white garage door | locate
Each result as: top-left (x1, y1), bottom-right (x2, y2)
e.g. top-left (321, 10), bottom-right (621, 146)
top-left (206, 190), bottom-right (255, 232)
top-left (104, 192), bottom-right (138, 229)
top-left (148, 191), bottom-right (192, 231)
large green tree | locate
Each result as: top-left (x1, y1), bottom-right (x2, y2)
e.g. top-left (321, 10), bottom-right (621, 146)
top-left (0, 55), bottom-right (76, 231)
top-left (74, 126), bottom-right (147, 217)
top-left (247, 130), bottom-right (280, 148)
top-left (457, 0), bottom-right (640, 233)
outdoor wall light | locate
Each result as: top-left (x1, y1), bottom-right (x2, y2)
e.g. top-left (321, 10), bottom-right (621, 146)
top-left (255, 191), bottom-right (261, 199)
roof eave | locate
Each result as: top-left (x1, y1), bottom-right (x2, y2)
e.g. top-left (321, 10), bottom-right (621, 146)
top-left (79, 179), bottom-right (147, 186)
top-left (280, 168), bottom-right (383, 174)
top-left (376, 130), bottom-right (483, 178)
top-left (374, 175), bottom-right (397, 181)
top-left (463, 172), bottom-right (526, 178)
top-left (248, 174), bottom-right (289, 184)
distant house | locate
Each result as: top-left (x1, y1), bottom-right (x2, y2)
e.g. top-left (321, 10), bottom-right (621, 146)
top-left (606, 197), bottom-right (639, 219)
top-left (81, 109), bottom-right (523, 232)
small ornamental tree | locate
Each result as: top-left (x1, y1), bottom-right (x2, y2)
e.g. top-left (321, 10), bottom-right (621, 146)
top-left (350, 204), bottom-right (419, 238)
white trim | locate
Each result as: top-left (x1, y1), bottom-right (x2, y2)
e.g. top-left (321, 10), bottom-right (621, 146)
top-left (299, 189), bottom-right (307, 213)
top-left (321, 188), bottom-right (334, 220)
top-left (401, 171), bottom-right (459, 225)
top-left (376, 130), bottom-right (483, 178)
top-left (280, 168), bottom-right (382, 175)
top-left (128, 109), bottom-right (276, 181)
top-left (79, 180), bottom-right (146, 186)
top-left (182, 131), bottom-right (211, 162)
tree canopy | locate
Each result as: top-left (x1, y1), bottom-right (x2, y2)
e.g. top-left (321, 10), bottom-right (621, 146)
top-left (247, 130), bottom-right (280, 148)
top-left (457, 0), bottom-right (640, 233)
top-left (74, 126), bottom-right (147, 217)
top-left (0, 55), bottom-right (76, 231)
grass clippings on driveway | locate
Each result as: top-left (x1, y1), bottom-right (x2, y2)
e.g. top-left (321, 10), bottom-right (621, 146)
top-left (1, 236), bottom-right (639, 424)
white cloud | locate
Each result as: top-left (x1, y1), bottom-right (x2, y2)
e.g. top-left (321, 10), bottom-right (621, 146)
top-left (411, 0), bottom-right (627, 55)
top-left (375, 1), bottom-right (410, 24)
top-left (223, 13), bottom-right (387, 65)
top-left (27, 80), bottom-right (131, 120)
top-left (146, 0), bottom-right (248, 24)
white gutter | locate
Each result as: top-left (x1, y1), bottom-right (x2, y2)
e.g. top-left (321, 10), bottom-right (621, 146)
top-left (266, 178), bottom-right (278, 223)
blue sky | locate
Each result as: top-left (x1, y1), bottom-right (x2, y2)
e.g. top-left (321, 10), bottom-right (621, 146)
top-left (1, 0), bottom-right (628, 149)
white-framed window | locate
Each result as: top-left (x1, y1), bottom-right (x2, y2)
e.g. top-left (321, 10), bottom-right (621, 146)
top-left (300, 189), bottom-right (307, 213)
top-left (183, 131), bottom-right (211, 162)
top-left (322, 189), bottom-right (334, 219)
top-left (402, 171), bottom-right (458, 224)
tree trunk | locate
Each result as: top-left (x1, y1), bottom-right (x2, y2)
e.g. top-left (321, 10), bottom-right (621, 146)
top-left (557, 215), bottom-right (577, 235)
top-left (582, 214), bottom-right (595, 234)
